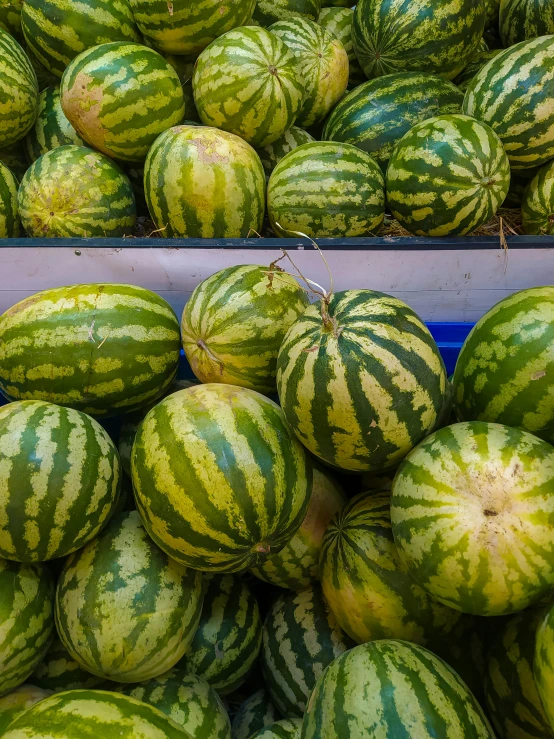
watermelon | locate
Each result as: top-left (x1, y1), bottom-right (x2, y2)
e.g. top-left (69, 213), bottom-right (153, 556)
top-left (117, 669), bottom-right (231, 739)
top-left (522, 160), bottom-right (554, 235)
top-left (178, 575), bottom-right (262, 695)
top-left (386, 114), bottom-right (510, 236)
top-left (269, 18), bottom-right (348, 128)
top-left (254, 0), bottom-right (322, 25)
top-left (26, 45), bottom-right (58, 92)
top-left (0, 142), bottom-right (28, 181)
top-left (0, 685), bottom-right (51, 734)
top-left (0, 560), bottom-right (54, 697)
top-left (131, 384), bottom-right (312, 572)
top-left (231, 690), bottom-right (279, 739)
top-left (452, 287), bottom-right (554, 443)
top-left (500, 0), bottom-right (554, 47)
top-left (391, 421), bottom-right (554, 616)
top-left (0, 689), bottom-right (192, 738)
top-left (257, 127), bottom-right (315, 177)
top-left (251, 465), bottom-right (346, 589)
top-left (253, 719), bottom-right (302, 739)
top-left (322, 73), bottom-right (463, 173)
top-left (55, 511), bottom-right (204, 683)
top-left (352, 0), bottom-right (485, 81)
top-left (0, 29), bottom-right (38, 147)
top-left (0, 283), bottom-right (181, 417)
top-left (535, 603), bottom-right (554, 730)
top-left (463, 36), bottom-right (554, 171)
top-left (0, 0), bottom-right (23, 40)
top-left (21, 0), bottom-right (140, 78)
top-left (485, 0), bottom-right (501, 26)
top-left (60, 43), bottom-right (184, 163)
top-left (268, 141), bottom-right (385, 237)
top-left (317, 7), bottom-right (365, 87)
top-left (181, 264), bottom-right (308, 394)
top-left (144, 126), bottom-right (266, 239)
top-left (31, 638), bottom-right (104, 693)
top-left (193, 26), bottom-right (305, 148)
top-left (24, 86), bottom-right (85, 163)
top-left (276, 289), bottom-right (447, 472)
top-left (0, 162), bottom-right (20, 237)
top-left (0, 400), bottom-right (120, 562)
top-left (301, 640), bottom-right (495, 738)
top-left (261, 584), bottom-right (354, 717)
top-left (163, 56), bottom-right (200, 123)
top-left (454, 49), bottom-right (502, 92)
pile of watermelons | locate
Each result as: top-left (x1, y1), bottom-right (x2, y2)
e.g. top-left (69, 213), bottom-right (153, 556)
top-left (0, 0), bottom-right (552, 238)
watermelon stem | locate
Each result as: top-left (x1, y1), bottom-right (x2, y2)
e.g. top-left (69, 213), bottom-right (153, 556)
top-left (252, 542), bottom-right (271, 554)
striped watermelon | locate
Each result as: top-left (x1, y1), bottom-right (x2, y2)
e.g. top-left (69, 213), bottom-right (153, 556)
top-left (322, 73), bottom-right (463, 172)
top-left (25, 86), bottom-right (85, 162)
top-left (0, 560), bottom-right (54, 697)
top-left (535, 603), bottom-right (554, 730)
top-left (0, 142), bottom-right (28, 181)
top-left (0, 162), bottom-right (20, 237)
top-left (301, 640), bottom-right (495, 738)
top-left (0, 0), bottom-right (23, 39)
top-left (0, 29), bottom-right (38, 147)
top-left (21, 0), bottom-right (140, 78)
top-left (500, 0), bottom-right (554, 46)
top-left (231, 690), bottom-right (279, 739)
top-left (0, 400), bottom-right (120, 562)
top-left (261, 585), bottom-right (354, 717)
top-left (522, 160), bottom-right (554, 235)
top-left (144, 126), bottom-right (266, 239)
top-left (117, 669), bottom-right (231, 739)
top-left (181, 264), bottom-right (308, 394)
top-left (391, 421), bottom-right (554, 616)
top-left (452, 288), bottom-right (554, 443)
top-left (269, 18), bottom-right (348, 128)
top-left (463, 36), bottom-right (554, 171)
top-left (254, 0), bottom-right (322, 25)
top-left (60, 43), bottom-right (184, 163)
top-left (0, 689), bottom-right (192, 738)
top-left (0, 685), bottom-right (51, 734)
top-left (131, 384), bottom-right (312, 572)
top-left (0, 283), bottom-right (181, 417)
top-left (193, 27), bottom-right (305, 148)
top-left (18, 146), bottom-right (136, 237)
top-left (163, 56), bottom-right (200, 124)
top-left (253, 719), bottom-right (302, 739)
top-left (268, 141), bottom-right (385, 237)
top-left (31, 638), bottom-right (104, 693)
top-left (317, 7), bottom-right (365, 87)
top-left (386, 114), bottom-right (510, 236)
top-left (454, 49), bottom-right (502, 92)
top-left (55, 511), bottom-right (204, 683)
top-left (352, 0), bottom-right (485, 80)
top-left (277, 290), bottom-right (447, 472)
top-left (178, 575), bottom-right (262, 695)
top-left (320, 491), bottom-right (461, 645)
top-left (251, 465), bottom-right (346, 589)
top-left (257, 127), bottom-right (315, 177)
top-left (25, 46), bottom-right (58, 93)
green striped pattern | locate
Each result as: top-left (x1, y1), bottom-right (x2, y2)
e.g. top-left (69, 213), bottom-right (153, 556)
top-left (277, 290), bottom-right (447, 472)
top-left (254, 0), bottom-right (321, 25)
top-left (352, 0), bottom-right (485, 80)
top-left (302, 640), bottom-right (495, 738)
top-left (132, 383), bottom-right (312, 572)
top-left (386, 114), bottom-right (510, 236)
top-left (144, 126), bottom-right (266, 239)
top-left (0, 685), bottom-right (51, 734)
top-left (251, 465), bottom-right (346, 589)
top-left (55, 511), bottom-right (204, 683)
top-left (231, 690), bottom-right (279, 739)
top-left (178, 575), bottom-right (261, 695)
top-left (391, 421), bottom-right (554, 616)
top-left (463, 36), bottom-right (554, 171)
top-left (535, 604), bottom-right (554, 730)
top-left (454, 49), bottom-right (502, 92)
top-left (163, 56), bottom-right (200, 123)
top-left (317, 7), bottom-right (365, 87)
top-left (25, 86), bottom-right (85, 163)
top-left (270, 18), bottom-right (348, 128)
top-left (500, 0), bottom-right (554, 46)
top-left (252, 719), bottom-right (302, 739)
top-left (0, 0), bottom-right (22, 39)
top-left (522, 161), bottom-right (554, 235)
top-left (261, 584), bottom-right (354, 717)
top-left (0, 162), bottom-right (20, 237)
top-left (268, 141), bottom-right (385, 237)
top-left (129, 0), bottom-right (255, 55)
top-left (31, 638), bottom-right (104, 693)
top-left (193, 27), bottom-right (305, 148)
top-left (0, 142), bottom-right (28, 181)
top-left (181, 264), bottom-right (309, 394)
top-left (0, 29), bottom-right (38, 148)
top-left (452, 287), bottom-right (554, 443)
top-left (0, 283), bottom-right (180, 417)
top-left (0, 400), bottom-right (120, 562)
top-left (0, 560), bottom-right (54, 697)
top-left (21, 0), bottom-right (140, 78)
top-left (257, 127), bottom-right (315, 177)
top-left (323, 73), bottom-right (463, 173)
top-left (60, 42), bottom-right (184, 163)
top-left (26, 46), bottom-right (58, 92)
top-left (0, 689), bottom-right (192, 738)
top-left (118, 669), bottom-right (231, 738)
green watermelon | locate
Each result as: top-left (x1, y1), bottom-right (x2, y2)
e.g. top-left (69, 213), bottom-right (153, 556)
top-left (0, 162), bottom-right (20, 237)
top-left (500, 0), bottom-right (554, 46)
top-left (386, 114), bottom-right (510, 236)
top-left (522, 160), bottom-right (554, 235)
top-left (276, 290), bottom-right (447, 472)
top-left (535, 603), bottom-right (554, 730)
top-left (178, 575), bottom-right (262, 695)
top-left (268, 141), bottom-right (385, 237)
top-left (21, 0), bottom-right (140, 78)
top-left (0, 560), bottom-right (54, 697)
top-left (163, 56), bottom-right (200, 123)
top-left (0, 141), bottom-right (28, 181)
top-left (463, 36), bottom-right (554, 171)
top-left (131, 384), bottom-right (312, 572)
top-left (454, 49), bottom-right (502, 92)
top-left (254, 0), bottom-right (321, 25)
top-left (301, 640), bottom-right (495, 738)
top-left (317, 7), bottom-right (365, 87)
top-left (452, 287), bottom-right (554, 443)
top-left (31, 638), bottom-right (104, 693)
top-left (0, 0), bottom-right (23, 40)
top-left (253, 719), bottom-right (302, 739)
top-left (231, 690), bottom-right (279, 739)
top-left (0, 400), bottom-right (120, 562)
top-left (257, 127), bottom-right (315, 177)
top-left (25, 86), bottom-right (85, 162)
top-left (55, 511), bottom-right (204, 683)
top-left (181, 264), bottom-right (308, 394)
top-left (193, 26), bottom-right (305, 148)
top-left (25, 45), bottom-right (58, 92)
top-left (0, 29), bottom-right (38, 147)
top-left (391, 421), bottom-right (554, 616)
top-left (0, 685), bottom-right (51, 734)
top-left (0, 283), bottom-right (180, 417)
top-left (144, 126), bottom-right (266, 238)
top-left (485, 0), bottom-right (501, 26)
top-left (322, 73), bottom-right (463, 172)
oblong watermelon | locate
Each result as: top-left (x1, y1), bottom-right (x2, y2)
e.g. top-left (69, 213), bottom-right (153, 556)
top-left (254, 0), bottom-right (321, 25)
top-left (317, 7), bottom-right (365, 87)
top-left (499, 0), bottom-right (554, 47)
top-left (0, 685), bottom-right (51, 734)
top-left (232, 690), bottom-right (279, 739)
top-left (0, 162), bottom-right (20, 237)
top-left (31, 638), bottom-right (104, 693)
top-left (522, 160), bottom-right (554, 235)
top-left (25, 86), bottom-right (85, 163)
top-left (253, 720), bottom-right (302, 739)
top-left (0, 29), bottom-right (38, 147)
top-left (257, 127), bottom-right (315, 177)
top-left (535, 604), bottom-right (554, 730)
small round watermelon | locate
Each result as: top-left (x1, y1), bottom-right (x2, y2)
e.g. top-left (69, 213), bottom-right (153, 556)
top-left (0, 162), bottom-right (20, 237)
top-left (31, 638), bottom-right (104, 693)
top-left (257, 127), bottom-right (315, 177)
top-left (254, 0), bottom-right (321, 25)
top-left (0, 685), bottom-right (51, 734)
top-left (317, 7), bottom-right (365, 87)
top-left (0, 29), bottom-right (38, 147)
top-left (25, 86), bottom-right (85, 163)
top-left (522, 160), bottom-right (554, 235)
top-left (232, 690), bottom-right (279, 739)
